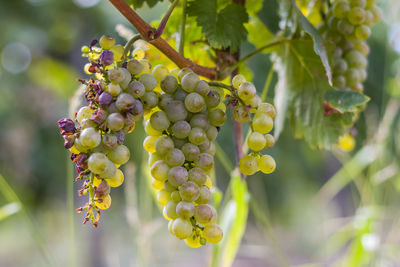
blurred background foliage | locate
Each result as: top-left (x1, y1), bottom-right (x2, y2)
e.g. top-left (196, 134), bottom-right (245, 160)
top-left (1, 0), bottom-right (400, 266)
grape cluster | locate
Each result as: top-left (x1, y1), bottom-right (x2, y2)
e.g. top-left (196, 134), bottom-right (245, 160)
top-left (229, 75), bottom-right (277, 176)
top-left (58, 35), bottom-right (146, 226)
top-left (143, 67), bottom-right (227, 247)
top-left (321, 0), bottom-right (382, 91)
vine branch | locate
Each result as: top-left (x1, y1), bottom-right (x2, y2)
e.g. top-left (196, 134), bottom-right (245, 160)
top-left (108, 0), bottom-right (217, 80)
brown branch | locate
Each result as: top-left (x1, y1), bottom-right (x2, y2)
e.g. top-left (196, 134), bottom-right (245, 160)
top-left (108, 0), bottom-right (217, 80)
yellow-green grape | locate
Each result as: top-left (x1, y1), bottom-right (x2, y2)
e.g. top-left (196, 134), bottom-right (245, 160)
top-left (110, 45), bottom-right (124, 62)
top-left (172, 218), bottom-right (193, 239)
top-left (203, 224), bottom-right (223, 244)
top-left (107, 83), bottom-right (122, 97)
top-left (152, 64), bottom-right (169, 82)
top-left (79, 127), bottom-right (101, 148)
top-left (178, 67), bottom-right (193, 81)
top-left (152, 178), bottom-right (164, 190)
top-left (181, 72), bottom-right (200, 93)
top-left (238, 154), bottom-right (258, 176)
top-left (232, 105), bottom-right (249, 123)
top-left (194, 204), bottom-right (217, 225)
top-left (264, 134), bottom-right (275, 149)
top-left (232, 74), bottom-right (246, 89)
top-left (88, 152), bottom-right (108, 174)
top-left (99, 35), bottom-right (116, 49)
top-left (76, 106), bottom-right (93, 124)
top-left (99, 160), bottom-right (117, 179)
top-left (96, 194), bottom-right (112, 210)
top-left (157, 189), bottom-right (172, 206)
top-left (151, 160), bottom-right (170, 182)
top-left (256, 103), bottom-right (276, 118)
top-left (238, 82), bottom-right (256, 101)
top-left (143, 135), bottom-right (158, 153)
top-left (168, 220), bottom-right (175, 234)
top-left (132, 47), bottom-right (145, 59)
top-left (185, 232), bottom-right (202, 248)
top-left (258, 155), bottom-right (276, 174)
top-left (176, 201), bottom-right (195, 219)
top-left (106, 169), bottom-right (124, 187)
top-left (144, 120), bottom-right (163, 136)
top-left (252, 113), bottom-right (273, 134)
top-left (164, 200), bottom-right (178, 220)
top-left (355, 25), bottom-right (371, 40)
top-left (81, 45), bottom-right (90, 53)
top-left (149, 152), bottom-right (162, 167)
top-left (107, 144), bottom-right (130, 165)
top-left (247, 132), bottom-right (266, 151)
top-left (139, 59), bottom-right (152, 73)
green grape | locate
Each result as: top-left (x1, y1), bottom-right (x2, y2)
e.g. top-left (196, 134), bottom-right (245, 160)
top-left (152, 64), bottom-right (169, 82)
top-left (139, 73), bottom-right (157, 91)
top-left (345, 50), bottom-right (367, 68)
top-left (232, 74), bottom-right (246, 89)
top-left (151, 160), bottom-right (170, 182)
top-left (172, 136), bottom-right (187, 149)
top-left (206, 126), bottom-right (218, 141)
top-left (179, 181), bottom-right (200, 202)
top-left (127, 81), bottom-right (145, 98)
top-left (196, 185), bottom-right (211, 204)
top-left (347, 7), bottom-right (366, 25)
top-left (188, 127), bottom-right (207, 146)
top-left (194, 204), bottom-right (217, 225)
top-left (206, 142), bottom-right (216, 156)
top-left (107, 83), bottom-right (122, 97)
top-left (239, 154), bottom-right (258, 176)
top-left (345, 68), bottom-right (361, 87)
top-left (195, 80), bottom-right (211, 97)
top-left (144, 120), bottom-right (162, 136)
top-left (370, 5), bottom-right (382, 24)
top-left (88, 152), bottom-right (108, 174)
top-left (208, 109), bottom-right (226, 127)
top-left (337, 19), bottom-right (355, 35)
top-left (158, 93), bottom-right (174, 110)
top-left (168, 166), bottom-right (188, 186)
top-left (364, 10), bottom-right (374, 26)
top-left (176, 201), bottom-right (195, 219)
top-left (165, 101), bottom-right (188, 122)
top-left (181, 143), bottom-right (200, 162)
top-left (171, 190), bottom-right (182, 202)
top-left (150, 111), bottom-right (170, 131)
top-left (256, 103), bottom-right (276, 119)
top-left (178, 67), bottom-right (193, 81)
top-left (204, 90), bottom-right (221, 109)
top-left (198, 139), bottom-right (210, 153)
top-left (143, 135), bottom-right (157, 153)
top-left (181, 72), bottom-right (200, 92)
top-left (73, 138), bottom-right (89, 153)
top-left (127, 59), bottom-right (143, 75)
top-left (248, 132), bottom-right (266, 152)
top-left (194, 153), bottom-right (214, 173)
top-left (354, 41), bottom-right (370, 56)
top-left (164, 181), bottom-right (177, 192)
top-left (79, 127), bottom-right (101, 148)
top-left (190, 114), bottom-right (209, 129)
top-left (107, 113), bottom-right (125, 131)
top-left (173, 88), bottom-right (188, 102)
top-left (141, 92), bottom-right (159, 110)
top-left (155, 136), bottom-right (174, 155)
top-left (102, 133), bottom-right (118, 150)
top-left (171, 121), bottom-right (191, 139)
top-left (149, 152), bottom-right (162, 167)
top-left (108, 68), bottom-right (127, 84)
top-left (157, 189), bottom-right (171, 206)
top-left (355, 25), bottom-right (371, 40)
top-left (164, 200), bottom-right (179, 220)
top-left (107, 144), bottom-right (130, 165)
top-left (99, 35), bottom-right (115, 49)
top-left (252, 113), bottom-right (273, 134)
top-left (203, 224), bottom-right (223, 244)
top-left (160, 75), bottom-right (178, 94)
top-left (248, 95), bottom-right (261, 108)
top-left (76, 106), bottom-right (93, 124)
top-left (99, 160), bottom-right (117, 179)
top-left (359, 69), bottom-right (367, 82)
top-left (233, 105), bottom-right (249, 123)
top-left (188, 167), bottom-right (207, 186)
top-left (258, 155), bottom-right (276, 174)
top-left (238, 82), bottom-right (256, 101)
top-left (350, 0), bottom-right (366, 8)
top-left (333, 58), bottom-right (348, 74)
top-left (333, 1), bottom-right (350, 19)
top-left (172, 218), bottom-right (193, 239)
top-left (185, 92), bottom-right (205, 113)
top-left (139, 59), bottom-right (151, 73)
top-left (116, 93), bottom-right (135, 112)
top-left (333, 75), bottom-right (347, 89)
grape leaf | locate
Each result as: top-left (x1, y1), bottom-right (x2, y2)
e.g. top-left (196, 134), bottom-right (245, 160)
top-left (187, 0), bottom-right (249, 51)
top-left (324, 90), bottom-right (370, 113)
top-left (126, 0), bottom-right (164, 8)
top-left (273, 39), bottom-right (359, 149)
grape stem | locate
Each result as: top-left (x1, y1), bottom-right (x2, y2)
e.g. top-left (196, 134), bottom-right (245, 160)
top-left (123, 33), bottom-right (142, 60)
top-left (155, 0), bottom-right (180, 39)
top-left (108, 0), bottom-right (217, 80)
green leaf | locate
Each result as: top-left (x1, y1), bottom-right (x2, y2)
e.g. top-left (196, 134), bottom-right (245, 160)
top-left (324, 90), bottom-right (370, 113)
top-left (273, 39), bottom-right (362, 149)
top-left (211, 170), bottom-right (249, 267)
top-left (187, 0), bottom-right (249, 51)
top-left (126, 0), bottom-right (164, 8)
top-left (291, 0), bottom-right (332, 85)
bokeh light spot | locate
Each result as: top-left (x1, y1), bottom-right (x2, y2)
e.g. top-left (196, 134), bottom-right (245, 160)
top-left (1, 42), bottom-right (31, 74)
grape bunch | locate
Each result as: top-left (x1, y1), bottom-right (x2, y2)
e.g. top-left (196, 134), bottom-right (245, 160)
top-left (229, 75), bottom-right (277, 176)
top-left (321, 0), bottom-right (382, 91)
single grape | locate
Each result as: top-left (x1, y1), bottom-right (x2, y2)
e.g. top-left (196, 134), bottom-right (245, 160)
top-left (370, 5), bottom-right (382, 24)
top-left (204, 90), bottom-right (221, 109)
top-left (157, 189), bottom-right (172, 206)
top-left (179, 181), bottom-right (200, 202)
top-left (337, 19), bottom-right (354, 35)
top-left (208, 109), bottom-right (226, 127)
top-left (139, 59), bottom-right (152, 73)
top-left (99, 35), bottom-right (115, 49)
top-left (164, 148), bottom-right (185, 167)
top-left (185, 232), bottom-right (202, 248)
top-left (347, 7), bottom-right (366, 25)
top-left (76, 106), bottom-right (93, 124)
top-left (203, 224), bottom-right (223, 244)
top-left (333, 58), bottom-right (348, 74)
top-left (151, 160), bottom-right (170, 182)
top-left (160, 75), bottom-right (178, 94)
top-left (127, 81), bottom-right (145, 98)
top-left (107, 113), bottom-right (125, 131)
top-left (233, 105), bottom-right (249, 123)
top-left (143, 135), bottom-right (157, 153)
top-left (108, 68), bottom-right (127, 84)
top-left (198, 139), bottom-right (210, 153)
top-left (206, 126), bottom-right (218, 141)
top-left (141, 92), bottom-right (159, 110)
top-left (168, 166), bottom-right (188, 186)
top-left (79, 127), bottom-right (101, 148)
top-left (171, 121), bottom-right (191, 139)
top-left (190, 114), bottom-right (209, 129)
top-left (239, 154), bottom-right (258, 176)
top-left (345, 50), bottom-right (367, 68)
top-left (258, 155), bottom-right (276, 174)
top-left (172, 218), bottom-right (193, 239)
top-left (150, 111), bottom-right (170, 131)
top-left (165, 181), bottom-right (177, 193)
top-left (248, 132), bottom-right (266, 151)
top-left (165, 100), bottom-right (188, 122)
top-left (185, 92), bottom-right (205, 113)
top-left (106, 168), bottom-right (124, 187)
top-left (88, 152), bottom-right (108, 174)
top-left (232, 74), bottom-right (246, 89)
top-left (355, 25), bottom-right (371, 40)
top-left (139, 73), bottom-right (157, 91)
top-left (333, 1), bottom-right (350, 19)
top-left (196, 185), bottom-right (211, 204)
top-left (99, 92), bottom-right (113, 107)
top-left (181, 72), bottom-right (200, 92)
top-left (194, 204), bottom-right (217, 225)
top-left (99, 160), bottom-right (117, 179)
top-left (178, 68), bottom-right (193, 81)
top-left (110, 45), bottom-right (124, 62)
top-left (176, 201), bottom-right (195, 219)
top-left (158, 94), bottom-right (174, 111)
top-left (94, 180), bottom-right (111, 198)
top-left (188, 167), bottom-right (207, 186)
top-left (152, 64), bottom-right (169, 82)
top-left (252, 113), bottom-right (273, 134)
top-left (173, 88), bottom-right (188, 102)
top-left (116, 93), bottom-right (135, 112)
top-left (345, 68), bottom-right (361, 87)
top-left (188, 127), bottom-right (207, 146)
top-left (107, 144), bottom-right (130, 165)
top-left (155, 136), bottom-right (174, 155)
top-left (248, 95), bottom-right (261, 108)
top-left (238, 82), bottom-right (256, 101)
top-left (96, 194), bottom-right (112, 210)
top-left (195, 80), bottom-right (211, 97)
top-left (164, 200), bottom-right (178, 220)
top-left (100, 50), bottom-right (114, 66)
top-left (181, 143), bottom-right (200, 162)
top-left (194, 153), bottom-right (214, 173)
top-left (149, 152), bottom-right (162, 167)
top-left (127, 59), bottom-right (143, 75)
